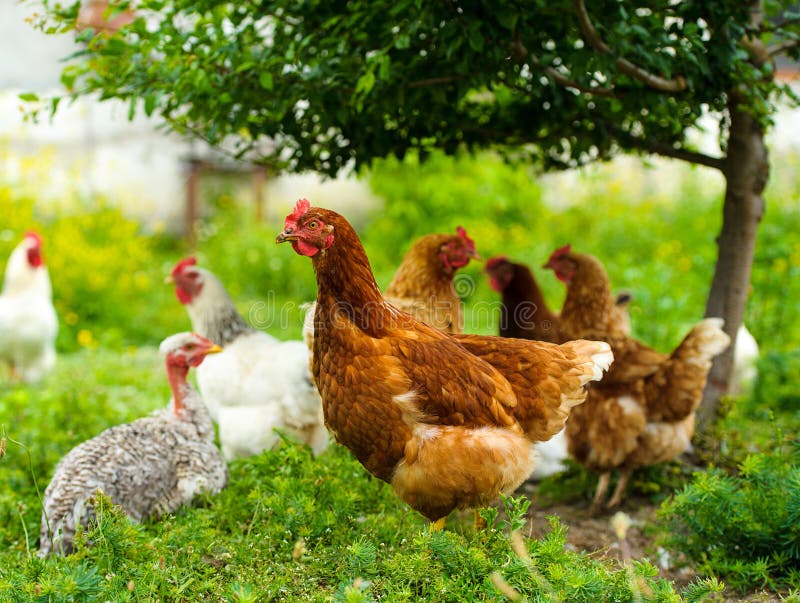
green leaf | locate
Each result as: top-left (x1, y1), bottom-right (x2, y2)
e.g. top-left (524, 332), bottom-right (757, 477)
top-left (467, 23), bottom-right (484, 52)
top-left (17, 92), bottom-right (39, 102)
top-left (144, 93), bottom-right (158, 116)
top-left (377, 55), bottom-right (391, 81)
top-left (356, 70), bottom-right (376, 95)
top-left (394, 34), bottom-right (410, 50)
top-left (259, 72), bottom-right (274, 91)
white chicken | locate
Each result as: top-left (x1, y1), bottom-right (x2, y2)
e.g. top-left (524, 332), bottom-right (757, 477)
top-left (527, 429), bottom-right (569, 481)
top-left (39, 332), bottom-right (228, 556)
top-left (167, 258), bottom-right (328, 460)
top-left (0, 231), bottom-right (58, 382)
top-left (731, 324), bottom-right (759, 395)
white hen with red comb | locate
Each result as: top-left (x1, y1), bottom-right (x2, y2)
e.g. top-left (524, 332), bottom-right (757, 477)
top-left (0, 232), bottom-right (58, 382)
top-left (168, 258), bottom-right (328, 460)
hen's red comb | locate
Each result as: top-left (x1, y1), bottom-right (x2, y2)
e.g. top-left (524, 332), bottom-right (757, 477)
top-left (285, 198), bottom-right (311, 227)
top-left (548, 244), bottom-right (571, 261)
top-left (24, 231), bottom-right (42, 246)
top-left (456, 226), bottom-right (475, 251)
top-left (484, 256), bottom-right (509, 271)
top-left (171, 257), bottom-right (197, 277)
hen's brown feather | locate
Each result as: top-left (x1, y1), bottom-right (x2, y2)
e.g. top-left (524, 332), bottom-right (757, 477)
top-left (453, 335), bottom-right (612, 441)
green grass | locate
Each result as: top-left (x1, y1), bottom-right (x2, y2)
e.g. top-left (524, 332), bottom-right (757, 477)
top-left (1, 350), bottom-right (726, 602)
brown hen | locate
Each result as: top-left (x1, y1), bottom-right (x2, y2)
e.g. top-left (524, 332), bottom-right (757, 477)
top-left (277, 200), bottom-right (614, 526)
top-left (544, 245), bottom-right (730, 511)
top-left (384, 227), bottom-right (478, 334)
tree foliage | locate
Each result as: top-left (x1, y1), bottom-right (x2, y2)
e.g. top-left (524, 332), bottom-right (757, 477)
top-left (31, 0), bottom-right (800, 176)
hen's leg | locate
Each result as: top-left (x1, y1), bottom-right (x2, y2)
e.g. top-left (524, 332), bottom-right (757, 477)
top-left (590, 472), bottom-right (611, 514)
top-left (606, 469), bottom-right (632, 510)
top-left (474, 509), bottom-right (487, 530)
top-left (430, 518), bottom-right (446, 532)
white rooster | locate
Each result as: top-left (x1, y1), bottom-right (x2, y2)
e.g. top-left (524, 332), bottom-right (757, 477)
top-left (167, 258), bottom-right (328, 460)
top-left (39, 332), bottom-right (228, 556)
top-left (0, 231), bottom-right (58, 382)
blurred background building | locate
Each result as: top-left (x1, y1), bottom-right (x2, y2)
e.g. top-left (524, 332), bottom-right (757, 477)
top-left (0, 1), bottom-right (378, 235)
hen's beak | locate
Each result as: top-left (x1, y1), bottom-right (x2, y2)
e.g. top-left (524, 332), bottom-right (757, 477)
top-left (204, 344), bottom-right (223, 355)
top-left (276, 229), bottom-right (298, 244)
top-left (469, 250), bottom-right (483, 262)
top-left (164, 274), bottom-right (175, 285)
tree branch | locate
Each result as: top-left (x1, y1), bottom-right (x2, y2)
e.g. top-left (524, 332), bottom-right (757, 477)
top-left (528, 55), bottom-right (618, 98)
top-left (761, 14), bottom-right (800, 31)
top-left (407, 76), bottom-right (463, 89)
top-left (767, 38), bottom-right (800, 57)
top-left (573, 0), bottom-right (687, 93)
top-left (510, 31), bottom-right (618, 98)
top-left (606, 123), bottom-right (725, 170)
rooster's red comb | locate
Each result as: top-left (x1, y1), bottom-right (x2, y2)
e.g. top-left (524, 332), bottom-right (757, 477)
top-left (456, 226), bottom-right (475, 251)
top-left (285, 198), bottom-right (312, 228)
top-left (171, 257), bottom-right (197, 277)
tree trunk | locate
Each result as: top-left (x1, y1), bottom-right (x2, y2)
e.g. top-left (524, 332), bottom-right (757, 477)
top-left (696, 90), bottom-right (767, 431)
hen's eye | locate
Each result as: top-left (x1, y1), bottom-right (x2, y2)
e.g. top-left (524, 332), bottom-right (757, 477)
top-left (308, 221), bottom-right (319, 230)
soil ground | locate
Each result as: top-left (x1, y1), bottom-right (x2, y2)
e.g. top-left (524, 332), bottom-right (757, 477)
top-left (519, 484), bottom-right (783, 603)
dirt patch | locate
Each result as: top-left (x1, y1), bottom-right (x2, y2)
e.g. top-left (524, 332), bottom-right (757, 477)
top-left (520, 485), bottom-right (782, 603)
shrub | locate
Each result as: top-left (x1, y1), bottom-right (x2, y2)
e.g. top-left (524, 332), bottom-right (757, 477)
top-left (0, 186), bottom-right (183, 352)
top-left (658, 440), bottom-right (800, 592)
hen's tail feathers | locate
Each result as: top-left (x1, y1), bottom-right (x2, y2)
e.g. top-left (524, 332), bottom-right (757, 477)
top-left (555, 339), bottom-right (614, 415)
top-left (643, 317), bottom-right (731, 422)
top-left (527, 339), bottom-right (613, 440)
top-left (570, 339), bottom-right (615, 386)
top-left (675, 318), bottom-right (731, 362)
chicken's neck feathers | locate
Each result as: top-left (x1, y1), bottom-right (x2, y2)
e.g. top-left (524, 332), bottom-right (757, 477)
top-left (560, 260), bottom-right (614, 336)
top-left (185, 273), bottom-right (253, 345)
top-left (2, 245), bottom-right (52, 298)
top-left (312, 230), bottom-right (392, 336)
top-left (385, 234), bottom-right (457, 300)
top-left (504, 265), bottom-right (557, 321)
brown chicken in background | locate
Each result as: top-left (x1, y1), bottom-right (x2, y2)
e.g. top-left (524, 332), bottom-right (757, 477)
top-left (384, 227), bottom-right (478, 334)
top-left (485, 255), bottom-right (633, 343)
top-left (544, 245), bottom-right (730, 512)
top-left (277, 200), bottom-right (614, 528)
top-left (484, 255), bottom-right (632, 480)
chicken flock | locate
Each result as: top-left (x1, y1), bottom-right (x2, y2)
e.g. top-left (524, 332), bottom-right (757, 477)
top-left (0, 197), bottom-right (747, 554)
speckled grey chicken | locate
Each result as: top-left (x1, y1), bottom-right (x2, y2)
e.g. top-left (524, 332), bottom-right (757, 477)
top-left (38, 333), bottom-right (228, 556)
